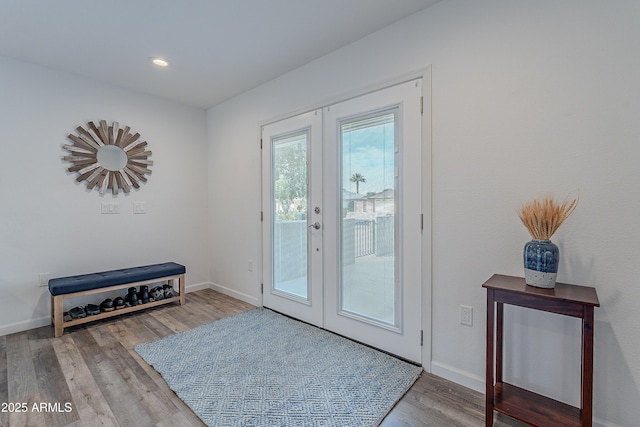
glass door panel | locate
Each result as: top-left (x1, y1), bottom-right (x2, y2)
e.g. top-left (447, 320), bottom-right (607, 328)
top-left (341, 111), bottom-right (398, 326)
top-left (273, 131), bottom-right (309, 300)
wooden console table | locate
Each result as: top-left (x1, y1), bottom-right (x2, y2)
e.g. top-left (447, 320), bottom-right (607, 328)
top-left (483, 274), bottom-right (599, 427)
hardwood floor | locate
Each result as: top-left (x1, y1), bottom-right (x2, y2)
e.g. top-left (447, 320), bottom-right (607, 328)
top-left (0, 289), bottom-right (524, 427)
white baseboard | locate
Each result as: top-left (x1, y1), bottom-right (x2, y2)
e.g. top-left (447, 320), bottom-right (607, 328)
top-left (208, 282), bottom-right (260, 306)
top-left (0, 316), bottom-right (51, 337)
top-left (430, 360), bottom-right (485, 394)
top-left (187, 281), bottom-right (260, 307)
top-left (185, 282), bottom-right (212, 293)
top-left (592, 418), bottom-right (624, 427)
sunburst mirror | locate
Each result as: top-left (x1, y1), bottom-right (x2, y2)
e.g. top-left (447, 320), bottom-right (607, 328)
top-left (63, 120), bottom-right (152, 195)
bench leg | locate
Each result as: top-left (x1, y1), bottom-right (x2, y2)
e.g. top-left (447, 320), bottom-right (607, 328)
top-left (53, 296), bottom-right (64, 338)
top-left (178, 274), bottom-right (185, 305)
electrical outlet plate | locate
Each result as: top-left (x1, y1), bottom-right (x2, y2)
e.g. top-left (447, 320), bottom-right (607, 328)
top-left (460, 305), bottom-right (473, 326)
top-left (133, 201), bottom-right (147, 214)
top-left (39, 273), bottom-right (51, 287)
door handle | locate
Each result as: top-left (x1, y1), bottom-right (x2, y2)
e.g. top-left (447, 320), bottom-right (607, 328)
top-left (308, 222), bottom-right (321, 230)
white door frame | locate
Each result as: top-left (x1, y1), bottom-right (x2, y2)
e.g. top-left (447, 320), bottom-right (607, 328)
top-left (259, 68), bottom-right (432, 369)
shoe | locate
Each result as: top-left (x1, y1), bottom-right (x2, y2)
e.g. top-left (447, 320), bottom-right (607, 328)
top-left (163, 284), bottom-right (174, 298)
top-left (127, 287), bottom-right (138, 306)
top-left (140, 285), bottom-right (150, 304)
top-left (100, 298), bottom-right (114, 312)
top-left (113, 297), bottom-right (125, 310)
top-left (85, 304), bottom-right (100, 316)
top-left (150, 286), bottom-right (164, 301)
top-left (69, 306), bottom-right (86, 319)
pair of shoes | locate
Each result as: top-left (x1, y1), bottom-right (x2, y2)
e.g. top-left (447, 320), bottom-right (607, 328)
top-left (85, 304), bottom-right (100, 316)
top-left (100, 299), bottom-right (114, 312)
top-left (113, 297), bottom-right (125, 309)
top-left (69, 306), bottom-right (86, 319)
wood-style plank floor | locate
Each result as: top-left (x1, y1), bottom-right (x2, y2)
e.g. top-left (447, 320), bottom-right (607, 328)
top-left (0, 289), bottom-right (524, 427)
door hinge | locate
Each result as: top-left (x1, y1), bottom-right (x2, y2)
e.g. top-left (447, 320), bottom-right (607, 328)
top-left (261, 283), bottom-right (264, 294)
top-left (260, 138), bottom-right (263, 149)
top-left (420, 214), bottom-right (424, 230)
top-left (420, 96), bottom-right (424, 115)
top-left (261, 211), bottom-right (263, 222)
top-left (420, 330), bottom-right (424, 346)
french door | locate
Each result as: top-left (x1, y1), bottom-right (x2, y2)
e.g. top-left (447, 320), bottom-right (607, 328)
top-left (262, 79), bottom-right (423, 362)
top-left (261, 109), bottom-right (324, 327)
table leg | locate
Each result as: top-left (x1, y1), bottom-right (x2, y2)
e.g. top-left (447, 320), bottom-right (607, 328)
top-left (496, 302), bottom-right (504, 384)
top-left (486, 289), bottom-right (495, 427)
top-left (582, 306), bottom-right (594, 427)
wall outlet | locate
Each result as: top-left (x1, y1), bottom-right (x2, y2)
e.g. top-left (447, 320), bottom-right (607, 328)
top-left (39, 272), bottom-right (51, 287)
top-left (248, 260), bottom-right (254, 272)
top-left (133, 201), bottom-right (147, 214)
top-left (460, 305), bottom-right (473, 326)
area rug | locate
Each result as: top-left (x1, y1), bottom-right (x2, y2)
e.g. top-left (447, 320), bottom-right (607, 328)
top-left (135, 308), bottom-right (421, 427)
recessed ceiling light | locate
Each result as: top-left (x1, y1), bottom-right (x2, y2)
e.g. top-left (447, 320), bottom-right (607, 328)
top-left (149, 57), bottom-right (170, 67)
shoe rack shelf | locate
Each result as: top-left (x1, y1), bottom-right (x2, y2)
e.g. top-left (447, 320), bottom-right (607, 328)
top-left (51, 273), bottom-right (185, 337)
top-left (62, 294), bottom-right (183, 329)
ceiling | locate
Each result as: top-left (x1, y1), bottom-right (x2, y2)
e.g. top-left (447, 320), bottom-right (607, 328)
top-left (0, 0), bottom-right (440, 109)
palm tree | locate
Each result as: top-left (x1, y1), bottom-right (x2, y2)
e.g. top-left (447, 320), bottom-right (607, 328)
top-left (350, 173), bottom-right (366, 193)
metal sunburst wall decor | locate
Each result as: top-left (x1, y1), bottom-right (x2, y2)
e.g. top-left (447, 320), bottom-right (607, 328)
top-left (63, 120), bottom-right (152, 195)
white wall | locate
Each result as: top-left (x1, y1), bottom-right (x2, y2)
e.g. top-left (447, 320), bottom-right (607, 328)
top-left (206, 1), bottom-right (640, 425)
top-left (0, 56), bottom-right (210, 334)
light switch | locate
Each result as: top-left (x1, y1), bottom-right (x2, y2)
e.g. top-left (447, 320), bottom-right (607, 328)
top-left (101, 202), bottom-right (120, 214)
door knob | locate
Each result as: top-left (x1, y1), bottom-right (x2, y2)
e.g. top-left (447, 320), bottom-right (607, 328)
top-left (308, 222), bottom-right (321, 230)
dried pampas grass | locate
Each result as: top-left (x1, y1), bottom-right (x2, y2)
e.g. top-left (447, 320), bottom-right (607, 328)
top-left (518, 195), bottom-right (578, 240)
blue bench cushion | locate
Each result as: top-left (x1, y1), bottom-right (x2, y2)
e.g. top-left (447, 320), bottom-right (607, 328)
top-left (49, 262), bottom-right (186, 296)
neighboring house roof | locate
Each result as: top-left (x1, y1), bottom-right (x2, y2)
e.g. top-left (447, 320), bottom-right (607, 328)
top-left (343, 188), bottom-right (394, 201)
top-left (365, 189), bottom-right (394, 199)
top-left (343, 189), bottom-right (365, 200)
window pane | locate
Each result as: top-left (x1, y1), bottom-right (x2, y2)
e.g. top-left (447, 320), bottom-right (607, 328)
top-left (272, 131), bottom-right (308, 299)
top-left (341, 111), bottom-right (397, 325)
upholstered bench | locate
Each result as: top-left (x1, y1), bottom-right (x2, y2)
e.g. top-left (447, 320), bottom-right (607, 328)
top-left (49, 262), bottom-right (186, 337)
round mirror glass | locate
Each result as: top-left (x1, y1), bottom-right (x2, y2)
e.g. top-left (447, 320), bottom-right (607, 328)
top-left (97, 145), bottom-right (128, 171)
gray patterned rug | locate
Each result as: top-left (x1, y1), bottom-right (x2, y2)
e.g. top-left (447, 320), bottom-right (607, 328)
top-left (135, 308), bottom-right (421, 427)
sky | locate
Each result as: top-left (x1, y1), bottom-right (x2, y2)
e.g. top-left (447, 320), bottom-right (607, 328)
top-left (341, 117), bottom-right (396, 195)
